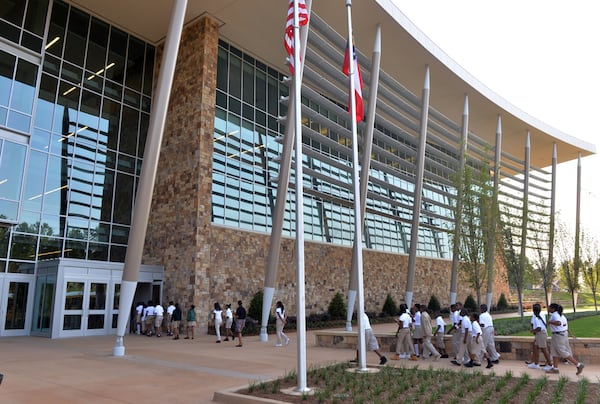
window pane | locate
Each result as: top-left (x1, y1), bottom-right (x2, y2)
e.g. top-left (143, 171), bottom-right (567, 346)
top-left (65, 281), bottom-right (84, 309)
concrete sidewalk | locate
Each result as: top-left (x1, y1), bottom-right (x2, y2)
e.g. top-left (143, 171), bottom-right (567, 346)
top-left (0, 324), bottom-right (598, 403)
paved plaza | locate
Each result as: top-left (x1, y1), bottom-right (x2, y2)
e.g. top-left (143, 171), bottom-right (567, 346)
top-left (0, 323), bottom-right (598, 403)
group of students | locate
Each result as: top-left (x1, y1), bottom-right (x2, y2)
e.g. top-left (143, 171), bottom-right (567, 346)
top-left (528, 302), bottom-right (584, 375)
top-left (134, 301), bottom-right (196, 340)
top-left (448, 302), bottom-right (500, 369)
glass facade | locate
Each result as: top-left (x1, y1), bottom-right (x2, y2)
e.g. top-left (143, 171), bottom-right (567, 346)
top-left (213, 40), bottom-right (453, 258)
top-left (0, 0), bottom-right (155, 274)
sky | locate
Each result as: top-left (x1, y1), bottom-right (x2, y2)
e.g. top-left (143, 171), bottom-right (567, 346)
top-left (391, 0), bottom-right (600, 246)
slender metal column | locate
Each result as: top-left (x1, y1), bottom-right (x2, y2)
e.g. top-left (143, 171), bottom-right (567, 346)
top-left (346, 25), bottom-right (381, 332)
top-left (485, 116), bottom-right (502, 309)
top-left (113, 0), bottom-right (188, 356)
top-left (449, 95), bottom-right (469, 304)
top-left (517, 132), bottom-right (531, 315)
top-left (260, 0), bottom-right (312, 342)
top-left (546, 143), bottom-right (557, 307)
top-left (405, 66), bottom-right (430, 308)
top-left (573, 152), bottom-right (582, 311)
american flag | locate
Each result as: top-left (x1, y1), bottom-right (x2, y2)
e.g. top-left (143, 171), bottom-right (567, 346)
top-left (342, 42), bottom-right (364, 122)
top-left (284, 0), bottom-right (309, 74)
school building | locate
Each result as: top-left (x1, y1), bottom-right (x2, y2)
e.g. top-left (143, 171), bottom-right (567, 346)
top-left (0, 0), bottom-right (594, 338)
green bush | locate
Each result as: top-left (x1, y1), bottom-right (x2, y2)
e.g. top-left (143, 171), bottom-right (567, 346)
top-left (464, 294), bottom-right (477, 311)
top-left (248, 290), bottom-right (263, 321)
top-left (382, 293), bottom-right (398, 317)
top-left (427, 295), bottom-right (441, 313)
top-left (328, 292), bottom-right (346, 320)
top-left (497, 293), bottom-right (509, 311)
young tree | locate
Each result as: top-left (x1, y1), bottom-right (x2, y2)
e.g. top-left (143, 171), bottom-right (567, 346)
top-left (501, 222), bottom-right (525, 317)
top-left (556, 220), bottom-right (578, 311)
top-left (528, 204), bottom-right (556, 310)
top-left (581, 230), bottom-right (600, 312)
top-left (454, 161), bottom-right (495, 306)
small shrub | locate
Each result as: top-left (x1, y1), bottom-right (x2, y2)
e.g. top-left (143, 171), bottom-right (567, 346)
top-left (382, 293), bottom-right (398, 316)
top-left (427, 295), bottom-right (441, 312)
top-left (497, 293), bottom-right (509, 310)
top-left (464, 294), bottom-right (477, 311)
top-left (328, 292), bottom-right (346, 320)
top-left (247, 290), bottom-right (263, 321)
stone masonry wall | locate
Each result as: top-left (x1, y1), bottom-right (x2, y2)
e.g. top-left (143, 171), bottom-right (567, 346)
top-left (143, 16), bottom-right (220, 328)
top-left (208, 225), bottom-right (510, 319)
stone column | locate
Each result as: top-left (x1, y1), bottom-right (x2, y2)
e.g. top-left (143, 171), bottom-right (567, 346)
top-left (144, 15), bottom-right (220, 331)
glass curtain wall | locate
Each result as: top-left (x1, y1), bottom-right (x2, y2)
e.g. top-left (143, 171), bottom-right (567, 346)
top-left (0, 0), bottom-right (155, 274)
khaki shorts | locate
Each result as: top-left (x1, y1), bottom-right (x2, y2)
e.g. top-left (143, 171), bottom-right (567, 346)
top-left (187, 321), bottom-right (196, 328)
top-left (365, 328), bottom-right (379, 351)
top-left (154, 316), bottom-right (163, 328)
top-left (534, 331), bottom-right (548, 348)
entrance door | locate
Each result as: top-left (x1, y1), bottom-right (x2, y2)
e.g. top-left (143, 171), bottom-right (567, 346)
top-left (1, 275), bottom-right (34, 336)
top-left (62, 280), bottom-right (109, 336)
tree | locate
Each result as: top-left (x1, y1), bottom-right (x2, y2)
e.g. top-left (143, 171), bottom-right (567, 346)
top-left (454, 161), bottom-right (496, 306)
top-left (581, 231), bottom-right (600, 312)
top-left (528, 209), bottom-right (556, 310)
top-left (501, 222), bottom-right (524, 317)
top-left (556, 219), bottom-right (579, 311)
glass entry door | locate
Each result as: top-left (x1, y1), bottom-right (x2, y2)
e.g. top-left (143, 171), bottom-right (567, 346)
top-left (1, 276), bottom-right (34, 336)
top-left (62, 280), bottom-right (109, 336)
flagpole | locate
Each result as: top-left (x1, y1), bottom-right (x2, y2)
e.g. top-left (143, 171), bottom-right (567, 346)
top-left (292, 0), bottom-right (309, 393)
top-left (345, 0), bottom-right (367, 372)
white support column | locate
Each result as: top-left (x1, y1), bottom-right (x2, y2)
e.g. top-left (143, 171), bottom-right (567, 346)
top-left (113, 0), bottom-right (188, 357)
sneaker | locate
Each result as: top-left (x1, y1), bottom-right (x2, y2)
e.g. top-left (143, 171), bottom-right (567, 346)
top-left (486, 362), bottom-right (493, 369)
top-left (473, 362), bottom-right (481, 367)
top-left (409, 355), bottom-right (418, 361)
top-left (576, 363), bottom-right (584, 375)
top-left (157, 334), bottom-right (161, 337)
top-left (400, 354), bottom-right (408, 359)
top-left (492, 359), bottom-right (499, 364)
top-left (391, 354), bottom-right (401, 360)
top-left (379, 356), bottom-right (388, 365)
top-left (524, 360), bottom-right (532, 365)
top-left (275, 343), bottom-right (282, 347)
top-left (451, 360), bottom-right (461, 366)
top-left (543, 365), bottom-right (553, 371)
top-left (464, 362), bottom-right (473, 368)
top-left (216, 340), bottom-right (221, 343)
top-left (285, 338), bottom-right (290, 346)
top-left (528, 363), bottom-right (540, 369)
top-left (546, 368), bottom-right (559, 374)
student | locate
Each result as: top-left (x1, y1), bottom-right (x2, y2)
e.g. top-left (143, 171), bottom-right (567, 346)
top-left (275, 301), bottom-right (290, 347)
top-left (144, 301), bottom-right (155, 336)
top-left (135, 302), bottom-right (144, 335)
top-left (172, 303), bottom-right (182, 340)
top-left (166, 301), bottom-right (176, 336)
top-left (185, 304), bottom-right (196, 340)
top-left (213, 302), bottom-right (224, 343)
top-left (469, 312), bottom-right (493, 368)
top-left (528, 303), bottom-right (552, 370)
top-left (224, 303), bottom-right (234, 341)
top-left (546, 303), bottom-right (584, 375)
top-left (451, 308), bottom-right (471, 367)
top-left (419, 305), bottom-right (440, 360)
top-left (361, 312), bottom-right (387, 365)
top-left (479, 304), bottom-right (500, 363)
top-left (412, 304), bottom-right (423, 357)
top-left (392, 303), bottom-right (417, 360)
top-left (234, 300), bottom-right (247, 347)
top-left (433, 310), bottom-right (448, 358)
top-left (448, 303), bottom-right (462, 361)
top-left (154, 302), bottom-right (164, 337)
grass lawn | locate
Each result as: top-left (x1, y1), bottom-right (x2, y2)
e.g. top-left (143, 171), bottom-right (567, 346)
top-left (513, 314), bottom-right (600, 337)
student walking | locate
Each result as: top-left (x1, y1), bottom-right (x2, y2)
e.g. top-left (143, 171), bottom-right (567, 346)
top-left (419, 305), bottom-right (440, 360)
top-left (479, 304), bottom-right (500, 363)
top-left (172, 303), bottom-right (182, 340)
top-left (213, 302), bottom-right (224, 343)
top-left (185, 304), bottom-right (196, 339)
top-left (274, 301), bottom-right (290, 347)
top-left (361, 312), bottom-right (387, 365)
top-left (224, 303), bottom-right (234, 341)
top-left (546, 303), bottom-right (584, 375)
top-left (392, 303), bottom-right (417, 360)
top-left (528, 303), bottom-right (552, 370)
top-left (433, 310), bottom-right (448, 358)
top-left (451, 308), bottom-right (471, 367)
top-left (234, 300), bottom-right (247, 347)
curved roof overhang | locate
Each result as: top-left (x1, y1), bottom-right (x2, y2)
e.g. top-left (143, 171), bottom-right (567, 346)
top-left (70, 0), bottom-right (595, 168)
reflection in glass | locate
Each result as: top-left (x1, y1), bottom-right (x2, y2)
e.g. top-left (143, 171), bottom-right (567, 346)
top-left (89, 282), bottom-right (106, 309)
top-left (87, 314), bottom-right (104, 329)
top-left (65, 281), bottom-right (84, 309)
top-left (32, 273), bottom-right (55, 333)
top-left (5, 282), bottom-right (29, 329)
top-left (113, 283), bottom-right (120, 310)
top-left (63, 314), bottom-right (81, 330)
